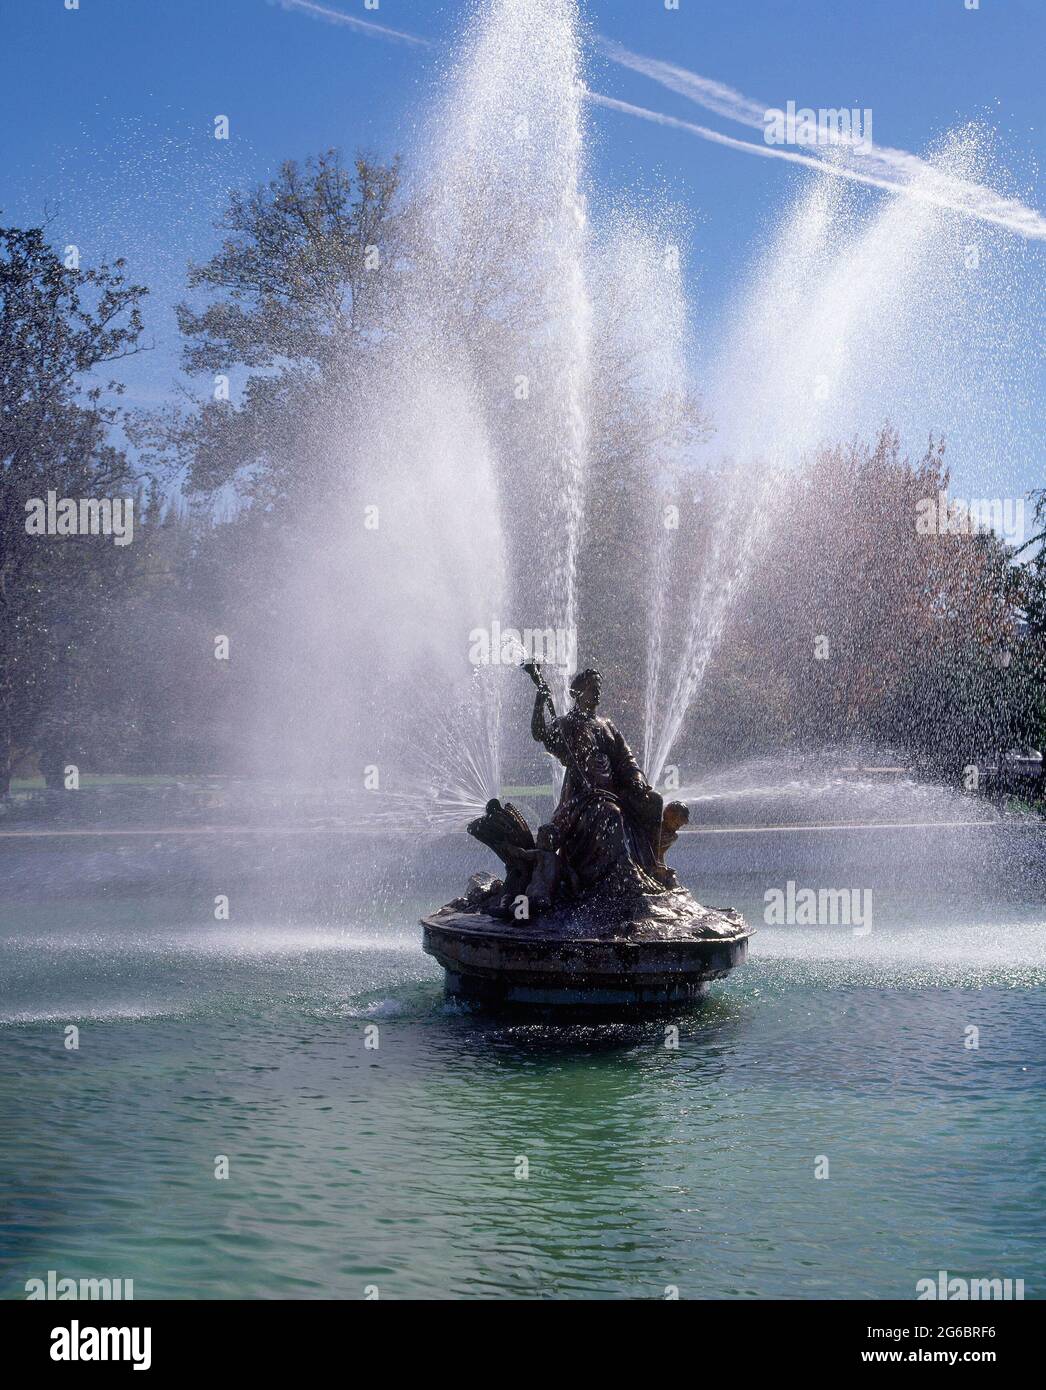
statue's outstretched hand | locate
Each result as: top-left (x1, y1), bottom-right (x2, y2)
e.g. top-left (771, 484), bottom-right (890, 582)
top-left (521, 660), bottom-right (551, 696)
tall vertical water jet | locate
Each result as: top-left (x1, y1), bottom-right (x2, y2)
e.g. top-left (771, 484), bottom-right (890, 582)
top-left (422, 0), bottom-right (592, 718)
top-left (256, 3), bottom-right (1035, 828)
top-left (257, 0), bottom-right (596, 817)
top-left (642, 127), bottom-right (1035, 783)
top-left (582, 207), bottom-right (697, 766)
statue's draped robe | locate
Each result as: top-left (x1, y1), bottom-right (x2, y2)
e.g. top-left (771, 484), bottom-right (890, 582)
top-left (534, 704), bottom-right (665, 893)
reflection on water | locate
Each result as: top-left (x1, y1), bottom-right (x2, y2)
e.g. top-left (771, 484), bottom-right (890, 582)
top-left (0, 828), bottom-right (1043, 1299)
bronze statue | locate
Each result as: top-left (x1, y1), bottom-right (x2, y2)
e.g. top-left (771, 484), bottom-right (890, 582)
top-left (424, 658), bottom-right (749, 1002)
top-left (526, 662), bottom-right (670, 888)
top-left (465, 661), bottom-right (684, 919)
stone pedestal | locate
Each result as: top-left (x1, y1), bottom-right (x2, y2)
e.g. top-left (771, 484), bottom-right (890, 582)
top-left (421, 886), bottom-right (750, 1009)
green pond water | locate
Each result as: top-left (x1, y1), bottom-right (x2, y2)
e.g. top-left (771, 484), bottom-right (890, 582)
top-left (0, 824), bottom-right (1043, 1300)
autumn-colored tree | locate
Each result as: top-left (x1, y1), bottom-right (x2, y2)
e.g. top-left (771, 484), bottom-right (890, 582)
top-left (680, 430), bottom-right (1030, 780)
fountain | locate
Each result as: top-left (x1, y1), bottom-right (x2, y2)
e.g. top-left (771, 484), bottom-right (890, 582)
top-left (249, 0), bottom-right (1034, 954)
top-left (422, 661), bottom-right (749, 1007)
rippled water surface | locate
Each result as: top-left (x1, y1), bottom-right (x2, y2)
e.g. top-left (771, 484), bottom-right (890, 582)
top-left (1, 824), bottom-right (1043, 1299)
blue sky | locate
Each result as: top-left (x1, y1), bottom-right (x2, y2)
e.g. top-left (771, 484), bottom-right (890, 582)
top-left (2, 0), bottom-right (1043, 489)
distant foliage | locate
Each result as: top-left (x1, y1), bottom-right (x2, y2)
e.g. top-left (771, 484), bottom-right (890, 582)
top-left (1, 152), bottom-right (1042, 802)
top-left (688, 430), bottom-right (1044, 785)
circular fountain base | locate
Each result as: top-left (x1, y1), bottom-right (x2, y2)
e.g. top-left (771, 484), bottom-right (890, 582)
top-left (421, 894), bottom-right (750, 1010)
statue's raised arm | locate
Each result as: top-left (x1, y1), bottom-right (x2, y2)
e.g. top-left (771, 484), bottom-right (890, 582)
top-left (522, 661), bottom-right (566, 761)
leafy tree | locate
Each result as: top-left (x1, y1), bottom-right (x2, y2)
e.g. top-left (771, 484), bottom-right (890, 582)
top-left (1010, 487), bottom-right (1046, 793)
top-left (162, 149), bottom-right (401, 506)
top-left (0, 225), bottom-right (146, 795)
top-left (683, 430), bottom-right (1033, 780)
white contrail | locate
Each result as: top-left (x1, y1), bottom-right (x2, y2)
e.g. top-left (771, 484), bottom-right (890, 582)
top-left (269, 5), bottom-right (1046, 239)
top-left (597, 39), bottom-right (1046, 241)
top-left (274, 0), bottom-right (431, 46)
top-left (599, 38), bottom-right (769, 128)
top-left (588, 92), bottom-right (1046, 238)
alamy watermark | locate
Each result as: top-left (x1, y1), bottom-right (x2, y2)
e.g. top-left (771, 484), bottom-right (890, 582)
top-left (50, 1322), bottom-right (151, 1371)
top-left (916, 1270), bottom-right (1024, 1300)
top-left (764, 879), bottom-right (873, 936)
top-left (25, 490), bottom-right (134, 547)
top-left (468, 622), bottom-right (577, 670)
top-left (915, 488), bottom-right (1025, 546)
top-left (26, 1270), bottom-right (134, 1299)
top-left (764, 100), bottom-right (873, 153)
